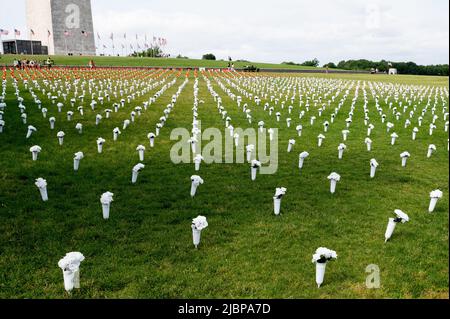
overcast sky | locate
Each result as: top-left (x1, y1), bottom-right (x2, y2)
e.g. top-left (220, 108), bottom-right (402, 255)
top-left (1, 0), bottom-right (448, 65)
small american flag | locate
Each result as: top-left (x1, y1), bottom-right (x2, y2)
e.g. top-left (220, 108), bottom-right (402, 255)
top-left (47, 30), bottom-right (51, 37)
top-left (0, 29), bottom-right (9, 36)
top-left (14, 29), bottom-right (20, 36)
top-left (81, 30), bottom-right (88, 37)
top-left (30, 29), bottom-right (35, 36)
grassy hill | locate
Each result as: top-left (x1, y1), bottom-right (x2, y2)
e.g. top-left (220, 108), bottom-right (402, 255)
top-left (0, 54), bottom-right (328, 70)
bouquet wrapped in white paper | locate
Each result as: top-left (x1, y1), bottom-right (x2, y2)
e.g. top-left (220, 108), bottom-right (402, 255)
top-left (298, 151), bottom-right (309, 169)
top-left (400, 151), bottom-right (410, 167)
top-left (132, 163), bottom-right (145, 183)
top-left (327, 172), bottom-right (341, 194)
top-left (273, 187), bottom-right (287, 215)
top-left (96, 137), bottom-right (105, 153)
top-left (194, 154), bottom-right (204, 171)
top-left (427, 144), bottom-right (436, 158)
top-left (57, 131), bottom-right (65, 145)
top-left (30, 145), bottom-right (41, 161)
top-left (337, 143), bottom-right (346, 159)
top-left (385, 209), bottom-right (409, 242)
top-left (250, 159), bottom-right (261, 181)
top-left (113, 127), bottom-right (121, 141)
top-left (190, 175), bottom-right (204, 197)
top-left (35, 177), bottom-right (48, 201)
top-left (369, 159), bottom-right (379, 178)
top-left (26, 125), bottom-right (37, 138)
top-left (75, 123), bottom-right (83, 134)
top-left (100, 191), bottom-right (114, 219)
top-left (191, 215), bottom-right (208, 248)
top-left (58, 252), bottom-right (85, 292)
top-left (147, 133), bottom-right (156, 147)
top-left (428, 189), bottom-right (443, 213)
top-left (287, 139), bottom-right (296, 153)
top-left (136, 145), bottom-right (146, 161)
top-left (341, 130), bottom-right (350, 141)
top-left (365, 137), bottom-right (372, 151)
top-left (317, 134), bottom-right (325, 147)
top-left (73, 151), bottom-right (84, 171)
top-left (246, 144), bottom-right (255, 162)
top-left (312, 247), bottom-right (337, 288)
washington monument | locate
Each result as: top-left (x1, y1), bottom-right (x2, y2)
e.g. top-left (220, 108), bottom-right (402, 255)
top-left (26, 0), bottom-right (96, 55)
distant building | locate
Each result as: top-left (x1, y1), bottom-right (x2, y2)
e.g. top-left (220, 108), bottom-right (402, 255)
top-left (2, 40), bottom-right (48, 55)
top-left (388, 68), bottom-right (398, 75)
top-left (26, 0), bottom-right (95, 56)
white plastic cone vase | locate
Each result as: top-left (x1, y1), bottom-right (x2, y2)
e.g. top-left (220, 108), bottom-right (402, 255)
top-left (315, 262), bottom-right (326, 288)
top-left (132, 170), bottom-right (139, 183)
top-left (429, 198), bottom-right (439, 213)
top-left (318, 139), bottom-right (323, 147)
top-left (343, 134), bottom-right (347, 141)
top-left (190, 183), bottom-right (198, 197)
top-left (370, 166), bottom-right (377, 178)
top-left (102, 203), bottom-right (110, 219)
top-left (195, 161), bottom-right (200, 171)
top-left (138, 150), bottom-right (144, 161)
top-left (287, 144), bottom-right (293, 152)
top-left (401, 157), bottom-right (407, 167)
top-left (367, 144), bottom-right (371, 151)
top-left (26, 130), bottom-right (32, 139)
top-left (73, 269), bottom-right (81, 288)
top-left (251, 167), bottom-right (257, 181)
top-left (324, 126), bottom-right (328, 132)
top-left (338, 149), bottom-right (344, 159)
top-left (412, 132), bottom-right (416, 140)
top-left (50, 122), bottom-right (55, 130)
top-left (298, 130), bottom-right (302, 137)
top-left (269, 132), bottom-right (274, 141)
top-left (58, 137), bottom-right (64, 145)
top-left (299, 158), bottom-right (305, 169)
top-left (113, 132), bottom-right (118, 141)
top-left (384, 218), bottom-right (396, 242)
top-left (191, 143), bottom-right (196, 154)
top-left (192, 227), bottom-right (201, 248)
top-left (246, 151), bottom-right (252, 162)
top-left (97, 144), bottom-right (103, 153)
top-left (330, 180), bottom-right (337, 193)
top-left (427, 149), bottom-right (433, 158)
top-left (273, 197), bottom-right (281, 215)
top-left (32, 152), bottom-right (38, 161)
top-left (234, 138), bottom-right (239, 147)
top-left (391, 137), bottom-right (396, 145)
top-left (39, 187), bottom-right (48, 201)
top-left (156, 128), bottom-right (160, 136)
top-left (63, 270), bottom-right (75, 292)
top-left (150, 139), bottom-right (154, 147)
top-left (259, 126), bottom-right (263, 133)
top-left (367, 128), bottom-right (372, 136)
top-left (74, 159), bottom-right (80, 171)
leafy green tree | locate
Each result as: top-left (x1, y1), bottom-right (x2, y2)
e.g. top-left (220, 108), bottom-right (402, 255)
top-left (202, 53), bottom-right (216, 60)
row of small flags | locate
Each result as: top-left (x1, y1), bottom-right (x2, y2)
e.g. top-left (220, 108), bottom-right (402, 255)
top-left (102, 33), bottom-right (167, 46)
top-left (1, 28), bottom-right (167, 46)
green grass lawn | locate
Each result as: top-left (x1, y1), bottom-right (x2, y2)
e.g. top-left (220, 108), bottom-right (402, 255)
top-left (0, 67), bottom-right (448, 298)
top-left (0, 54), bottom-right (328, 70)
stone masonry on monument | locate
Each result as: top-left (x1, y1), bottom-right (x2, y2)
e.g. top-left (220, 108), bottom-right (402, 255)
top-left (26, 0), bottom-right (95, 55)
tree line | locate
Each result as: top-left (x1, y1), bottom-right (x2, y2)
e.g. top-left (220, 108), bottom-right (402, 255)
top-left (329, 59), bottom-right (448, 76)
